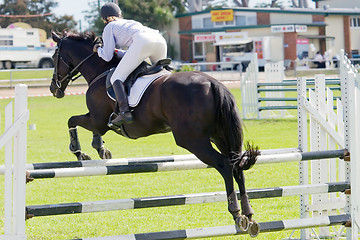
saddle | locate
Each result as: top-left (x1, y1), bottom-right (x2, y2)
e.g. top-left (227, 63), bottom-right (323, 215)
top-left (105, 59), bottom-right (172, 136)
top-left (106, 58), bottom-right (173, 95)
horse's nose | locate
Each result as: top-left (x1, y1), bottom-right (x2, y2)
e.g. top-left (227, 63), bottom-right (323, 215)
top-left (49, 81), bottom-right (65, 98)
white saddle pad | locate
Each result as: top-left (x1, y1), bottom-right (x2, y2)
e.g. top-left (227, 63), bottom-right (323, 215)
top-left (107, 69), bottom-right (170, 107)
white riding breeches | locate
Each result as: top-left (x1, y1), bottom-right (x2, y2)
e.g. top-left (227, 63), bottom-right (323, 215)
top-left (110, 30), bottom-right (167, 84)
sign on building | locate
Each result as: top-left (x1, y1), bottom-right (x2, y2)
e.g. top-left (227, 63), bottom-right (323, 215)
top-left (211, 10), bottom-right (234, 22)
top-left (214, 32), bottom-right (249, 45)
top-left (271, 25), bottom-right (307, 33)
top-left (194, 34), bottom-right (216, 42)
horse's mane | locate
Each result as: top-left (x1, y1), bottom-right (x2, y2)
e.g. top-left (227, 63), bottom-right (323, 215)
top-left (58, 30), bottom-right (97, 42)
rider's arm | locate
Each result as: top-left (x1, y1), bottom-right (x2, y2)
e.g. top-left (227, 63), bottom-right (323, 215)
top-left (97, 25), bottom-right (116, 62)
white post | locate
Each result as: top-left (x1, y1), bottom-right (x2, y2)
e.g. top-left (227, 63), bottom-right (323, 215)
top-left (13, 84), bottom-right (28, 238)
top-left (297, 76), bottom-right (309, 240)
top-left (241, 53), bottom-right (259, 119)
top-left (351, 75), bottom-right (360, 239)
top-left (1, 84), bottom-right (28, 240)
top-left (263, 61), bottom-right (286, 118)
top-left (340, 50), bottom-right (353, 240)
top-left (347, 71), bottom-right (360, 239)
top-left (4, 102), bottom-right (13, 235)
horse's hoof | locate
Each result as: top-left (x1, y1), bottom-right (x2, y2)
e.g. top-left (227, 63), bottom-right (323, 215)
top-left (235, 215), bottom-right (249, 232)
top-left (248, 220), bottom-right (260, 237)
top-left (99, 148), bottom-right (112, 159)
top-left (78, 153), bottom-right (92, 161)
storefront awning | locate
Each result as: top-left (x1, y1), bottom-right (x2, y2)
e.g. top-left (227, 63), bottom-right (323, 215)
top-left (213, 38), bottom-right (252, 46)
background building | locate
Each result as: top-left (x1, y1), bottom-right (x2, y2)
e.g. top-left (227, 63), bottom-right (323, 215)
top-left (168, 6), bottom-right (360, 68)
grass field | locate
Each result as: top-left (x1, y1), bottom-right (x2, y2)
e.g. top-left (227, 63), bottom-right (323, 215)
top-left (0, 87), bottom-right (318, 240)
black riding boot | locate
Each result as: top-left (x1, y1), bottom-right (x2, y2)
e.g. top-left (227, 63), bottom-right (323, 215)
top-left (111, 80), bottom-right (133, 126)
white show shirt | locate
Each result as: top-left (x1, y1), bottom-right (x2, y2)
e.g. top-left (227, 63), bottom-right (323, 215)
top-left (97, 18), bottom-right (167, 83)
top-left (97, 18), bottom-right (152, 62)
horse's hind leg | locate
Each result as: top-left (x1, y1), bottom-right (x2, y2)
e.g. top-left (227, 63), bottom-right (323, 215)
top-left (233, 169), bottom-right (260, 237)
top-left (174, 137), bottom-right (248, 231)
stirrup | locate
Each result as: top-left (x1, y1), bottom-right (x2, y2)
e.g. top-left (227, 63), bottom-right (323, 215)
top-left (107, 112), bottom-right (120, 129)
top-left (111, 111), bottom-right (133, 126)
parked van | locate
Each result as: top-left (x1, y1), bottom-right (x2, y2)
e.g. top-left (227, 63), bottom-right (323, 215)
top-left (216, 35), bottom-right (284, 70)
top-left (0, 28), bottom-right (54, 69)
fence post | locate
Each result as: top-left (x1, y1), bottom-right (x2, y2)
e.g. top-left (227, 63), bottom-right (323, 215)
top-left (241, 53), bottom-right (259, 119)
top-left (297, 76), bottom-right (309, 239)
top-left (0, 84), bottom-right (28, 240)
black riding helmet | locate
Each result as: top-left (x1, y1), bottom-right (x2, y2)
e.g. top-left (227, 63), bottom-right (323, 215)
top-left (101, 2), bottom-right (121, 20)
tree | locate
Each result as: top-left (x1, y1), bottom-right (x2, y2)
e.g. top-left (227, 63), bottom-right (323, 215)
top-left (170, 0), bottom-right (187, 15)
top-left (291, 0), bottom-right (309, 8)
top-left (254, 0), bottom-right (283, 7)
top-left (0, 0), bottom-right (77, 36)
top-left (119, 0), bottom-right (174, 30)
top-left (233, 0), bottom-right (249, 7)
top-left (84, 1), bottom-right (105, 35)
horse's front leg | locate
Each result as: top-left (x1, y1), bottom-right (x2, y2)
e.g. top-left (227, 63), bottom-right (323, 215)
top-left (68, 113), bottom-right (112, 160)
top-left (92, 132), bottom-right (112, 159)
top-left (69, 126), bottom-right (91, 160)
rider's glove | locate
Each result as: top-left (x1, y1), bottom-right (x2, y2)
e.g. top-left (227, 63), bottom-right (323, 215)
top-left (93, 43), bottom-right (102, 53)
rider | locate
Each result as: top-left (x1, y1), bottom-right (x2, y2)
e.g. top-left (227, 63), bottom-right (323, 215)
top-left (94, 2), bottom-right (167, 126)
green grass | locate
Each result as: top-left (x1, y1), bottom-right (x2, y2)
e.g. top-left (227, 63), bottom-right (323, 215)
top-left (0, 88), bottom-right (316, 239)
top-left (0, 69), bottom-right (54, 80)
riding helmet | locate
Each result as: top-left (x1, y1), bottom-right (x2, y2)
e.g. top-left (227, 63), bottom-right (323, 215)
top-left (101, 2), bottom-right (121, 20)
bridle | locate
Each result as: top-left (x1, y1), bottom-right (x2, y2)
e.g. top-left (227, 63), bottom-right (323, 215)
top-left (53, 38), bottom-right (95, 89)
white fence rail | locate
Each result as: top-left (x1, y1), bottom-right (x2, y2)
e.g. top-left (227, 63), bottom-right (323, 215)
top-left (0, 68), bottom-right (86, 88)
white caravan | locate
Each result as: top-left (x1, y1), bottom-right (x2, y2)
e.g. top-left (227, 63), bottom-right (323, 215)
top-left (0, 28), bottom-right (54, 69)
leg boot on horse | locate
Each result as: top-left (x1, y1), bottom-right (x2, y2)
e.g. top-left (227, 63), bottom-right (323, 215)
top-left (110, 80), bottom-right (133, 126)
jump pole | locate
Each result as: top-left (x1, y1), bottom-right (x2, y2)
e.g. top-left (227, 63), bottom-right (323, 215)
top-left (26, 182), bottom-right (349, 218)
top-left (72, 214), bottom-right (350, 240)
top-left (0, 147), bottom-right (302, 173)
top-left (26, 149), bottom-right (347, 179)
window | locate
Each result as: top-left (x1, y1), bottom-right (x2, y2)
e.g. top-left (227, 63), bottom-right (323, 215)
top-left (203, 17), bottom-right (213, 28)
top-left (214, 19), bottom-right (235, 27)
top-left (235, 15), bottom-right (246, 26)
top-left (192, 13), bottom-right (257, 29)
top-left (194, 42), bottom-right (204, 57)
top-left (247, 16), bottom-right (257, 26)
top-left (350, 16), bottom-right (360, 28)
top-left (0, 35), bottom-right (12, 38)
top-left (0, 39), bottom-right (13, 46)
top-left (192, 17), bottom-right (202, 29)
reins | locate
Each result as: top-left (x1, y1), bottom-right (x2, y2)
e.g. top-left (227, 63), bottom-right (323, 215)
top-left (89, 69), bottom-right (112, 88)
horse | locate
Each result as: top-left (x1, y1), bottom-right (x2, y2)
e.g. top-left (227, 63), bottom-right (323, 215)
top-left (49, 30), bottom-right (260, 237)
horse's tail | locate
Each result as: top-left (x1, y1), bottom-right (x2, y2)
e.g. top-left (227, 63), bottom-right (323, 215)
top-left (211, 79), bottom-right (260, 171)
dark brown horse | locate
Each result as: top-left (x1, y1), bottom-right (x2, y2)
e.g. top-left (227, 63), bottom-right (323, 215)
top-left (50, 31), bottom-right (260, 237)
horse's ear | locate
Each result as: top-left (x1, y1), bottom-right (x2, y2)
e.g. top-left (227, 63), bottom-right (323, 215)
top-left (52, 31), bottom-right (61, 43)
